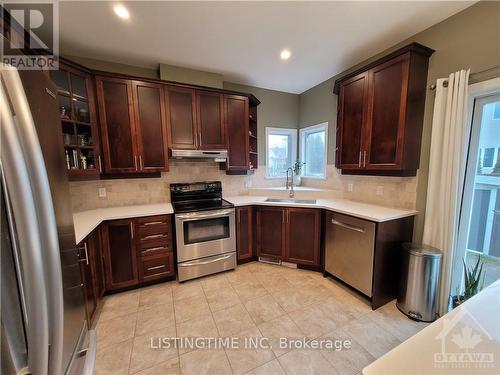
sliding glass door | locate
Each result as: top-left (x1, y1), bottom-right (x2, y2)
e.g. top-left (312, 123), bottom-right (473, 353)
top-left (457, 93), bottom-right (500, 290)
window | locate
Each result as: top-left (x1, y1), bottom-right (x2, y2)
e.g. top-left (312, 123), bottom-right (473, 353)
top-left (483, 147), bottom-right (495, 167)
top-left (299, 123), bottom-right (328, 178)
top-left (493, 102), bottom-right (500, 120)
top-left (266, 127), bottom-right (297, 178)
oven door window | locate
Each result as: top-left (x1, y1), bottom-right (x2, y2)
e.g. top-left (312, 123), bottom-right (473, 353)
top-left (183, 217), bottom-right (230, 245)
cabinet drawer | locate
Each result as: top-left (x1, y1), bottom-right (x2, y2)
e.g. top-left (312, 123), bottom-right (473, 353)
top-left (138, 229), bottom-right (171, 242)
top-left (137, 215), bottom-right (171, 227)
top-left (138, 239), bottom-right (172, 256)
top-left (139, 253), bottom-right (174, 281)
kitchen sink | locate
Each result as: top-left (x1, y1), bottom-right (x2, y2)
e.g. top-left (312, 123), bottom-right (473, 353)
top-left (265, 198), bottom-right (317, 204)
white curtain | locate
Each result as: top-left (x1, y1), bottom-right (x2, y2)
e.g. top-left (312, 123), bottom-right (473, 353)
top-left (423, 69), bottom-right (471, 316)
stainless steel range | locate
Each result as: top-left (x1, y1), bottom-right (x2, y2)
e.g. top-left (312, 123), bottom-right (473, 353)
top-left (170, 181), bottom-right (236, 282)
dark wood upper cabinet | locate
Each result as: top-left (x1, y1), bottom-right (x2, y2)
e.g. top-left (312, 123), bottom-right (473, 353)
top-left (336, 72), bottom-right (368, 170)
top-left (365, 55), bottom-right (409, 169)
top-left (101, 219), bottom-right (138, 290)
top-left (224, 94), bottom-right (250, 171)
top-left (256, 207), bottom-right (286, 260)
top-left (334, 43), bottom-right (434, 176)
top-left (96, 76), bottom-right (138, 173)
top-left (165, 86), bottom-right (198, 150)
top-left (236, 206), bottom-right (254, 263)
top-left (196, 90), bottom-right (226, 149)
top-left (285, 208), bottom-right (320, 265)
top-left (132, 81), bottom-right (169, 172)
top-left (50, 59), bottom-right (101, 180)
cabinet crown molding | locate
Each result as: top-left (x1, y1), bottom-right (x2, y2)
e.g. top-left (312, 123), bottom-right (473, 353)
top-left (333, 42), bottom-right (435, 94)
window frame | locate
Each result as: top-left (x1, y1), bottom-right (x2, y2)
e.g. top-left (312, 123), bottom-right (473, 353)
top-left (299, 122), bottom-right (328, 179)
top-left (493, 102), bottom-right (500, 120)
top-left (265, 127), bottom-right (297, 179)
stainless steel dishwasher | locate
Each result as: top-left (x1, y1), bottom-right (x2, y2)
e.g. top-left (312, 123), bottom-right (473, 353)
top-left (325, 212), bottom-right (376, 297)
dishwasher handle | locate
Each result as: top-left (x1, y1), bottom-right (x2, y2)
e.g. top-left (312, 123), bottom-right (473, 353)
top-left (330, 218), bottom-right (365, 233)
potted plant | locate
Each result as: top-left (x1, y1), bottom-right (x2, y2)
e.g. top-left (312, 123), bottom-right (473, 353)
top-left (292, 160), bottom-right (305, 186)
top-left (452, 255), bottom-right (485, 308)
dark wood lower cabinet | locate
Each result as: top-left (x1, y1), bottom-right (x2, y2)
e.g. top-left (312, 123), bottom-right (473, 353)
top-left (236, 206), bottom-right (254, 263)
top-left (101, 215), bottom-right (175, 292)
top-left (256, 206), bottom-right (320, 266)
top-left (139, 252), bottom-right (174, 282)
top-left (256, 207), bottom-right (286, 260)
top-left (77, 228), bottom-right (105, 325)
top-left (286, 208), bottom-right (320, 265)
top-left (101, 219), bottom-right (139, 291)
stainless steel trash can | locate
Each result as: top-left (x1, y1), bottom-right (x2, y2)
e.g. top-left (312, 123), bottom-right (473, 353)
top-left (397, 243), bottom-right (442, 322)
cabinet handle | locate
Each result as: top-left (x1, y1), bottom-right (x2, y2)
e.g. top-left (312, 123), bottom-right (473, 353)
top-left (363, 151), bottom-right (367, 167)
top-left (142, 234), bottom-right (167, 240)
top-left (142, 221), bottom-right (165, 226)
top-left (147, 265), bottom-right (166, 271)
top-left (331, 218), bottom-right (365, 233)
top-left (358, 151), bottom-right (362, 167)
top-left (78, 243), bottom-right (89, 265)
top-left (139, 155), bottom-right (143, 170)
top-left (98, 155), bottom-right (102, 173)
top-left (142, 246), bottom-right (168, 253)
top-left (130, 222), bottom-right (134, 239)
top-left (134, 155), bottom-right (138, 171)
top-left (282, 210), bottom-right (285, 224)
top-left (83, 243), bottom-right (89, 266)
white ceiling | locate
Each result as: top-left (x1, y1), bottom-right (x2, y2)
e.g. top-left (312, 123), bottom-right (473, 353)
top-left (59, 1), bottom-right (474, 94)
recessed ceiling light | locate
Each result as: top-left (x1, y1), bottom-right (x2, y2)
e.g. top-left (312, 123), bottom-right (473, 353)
top-left (280, 49), bottom-right (291, 61)
top-left (113, 4), bottom-right (130, 19)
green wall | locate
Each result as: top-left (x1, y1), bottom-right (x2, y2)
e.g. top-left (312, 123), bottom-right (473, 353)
top-left (65, 55), bottom-right (160, 79)
top-left (298, 1), bottom-right (500, 242)
top-left (223, 82), bottom-right (300, 165)
top-left (160, 63), bottom-right (224, 89)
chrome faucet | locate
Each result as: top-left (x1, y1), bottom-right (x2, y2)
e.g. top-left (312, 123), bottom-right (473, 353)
top-left (285, 167), bottom-right (295, 198)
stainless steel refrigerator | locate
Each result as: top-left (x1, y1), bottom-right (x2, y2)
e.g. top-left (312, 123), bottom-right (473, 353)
top-left (1, 65), bottom-right (96, 375)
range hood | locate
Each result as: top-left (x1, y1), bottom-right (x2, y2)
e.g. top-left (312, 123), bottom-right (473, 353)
top-left (171, 149), bottom-right (228, 162)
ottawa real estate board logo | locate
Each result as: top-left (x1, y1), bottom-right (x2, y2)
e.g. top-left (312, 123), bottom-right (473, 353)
top-left (1, 1), bottom-right (59, 69)
top-left (434, 306), bottom-right (495, 370)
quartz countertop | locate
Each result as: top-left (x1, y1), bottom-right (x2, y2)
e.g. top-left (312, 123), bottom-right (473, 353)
top-left (72, 197), bottom-right (416, 243)
top-left (363, 279), bottom-right (500, 374)
top-left (224, 196), bottom-right (417, 223)
top-left (73, 203), bottom-right (174, 243)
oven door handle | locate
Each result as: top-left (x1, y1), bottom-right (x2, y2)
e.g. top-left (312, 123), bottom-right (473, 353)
top-left (178, 254), bottom-right (232, 267)
top-left (176, 209), bottom-right (234, 221)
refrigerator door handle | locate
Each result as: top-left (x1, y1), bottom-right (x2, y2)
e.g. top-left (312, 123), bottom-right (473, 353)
top-left (0, 74), bottom-right (50, 375)
top-left (81, 330), bottom-right (97, 375)
top-left (1, 66), bottom-right (64, 375)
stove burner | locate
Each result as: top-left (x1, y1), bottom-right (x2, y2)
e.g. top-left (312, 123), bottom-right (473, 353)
top-left (170, 181), bottom-right (234, 213)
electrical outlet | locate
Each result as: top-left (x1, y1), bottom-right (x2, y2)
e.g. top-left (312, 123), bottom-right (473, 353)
top-left (347, 183), bottom-right (353, 192)
top-left (376, 185), bottom-right (384, 196)
top-left (98, 187), bottom-right (107, 198)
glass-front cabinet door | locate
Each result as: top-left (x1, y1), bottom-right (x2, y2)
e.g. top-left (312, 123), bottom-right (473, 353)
top-left (50, 60), bottom-right (101, 180)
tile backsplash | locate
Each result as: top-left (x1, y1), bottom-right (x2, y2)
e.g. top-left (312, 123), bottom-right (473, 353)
top-left (302, 165), bottom-right (418, 210)
top-left (69, 161), bottom-right (282, 212)
top-left (69, 162), bottom-right (417, 212)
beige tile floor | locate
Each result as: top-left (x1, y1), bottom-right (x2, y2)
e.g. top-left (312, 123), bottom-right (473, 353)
top-left (93, 261), bottom-right (428, 375)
